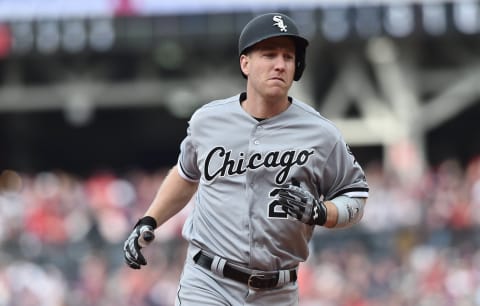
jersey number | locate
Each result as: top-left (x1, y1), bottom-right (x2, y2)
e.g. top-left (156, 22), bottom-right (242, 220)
top-left (268, 200), bottom-right (288, 219)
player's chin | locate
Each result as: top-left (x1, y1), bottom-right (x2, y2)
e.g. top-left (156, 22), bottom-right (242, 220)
top-left (265, 85), bottom-right (290, 97)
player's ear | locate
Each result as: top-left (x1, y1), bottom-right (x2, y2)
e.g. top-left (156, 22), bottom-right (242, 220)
top-left (240, 54), bottom-right (249, 77)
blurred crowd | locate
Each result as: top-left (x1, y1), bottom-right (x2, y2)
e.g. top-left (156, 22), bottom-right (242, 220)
top-left (1, 155), bottom-right (480, 306)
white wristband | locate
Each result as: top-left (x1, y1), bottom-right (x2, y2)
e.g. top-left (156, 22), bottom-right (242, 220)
top-left (330, 195), bottom-right (366, 228)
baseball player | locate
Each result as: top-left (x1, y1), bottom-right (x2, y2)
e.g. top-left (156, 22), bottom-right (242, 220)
top-left (124, 12), bottom-right (369, 305)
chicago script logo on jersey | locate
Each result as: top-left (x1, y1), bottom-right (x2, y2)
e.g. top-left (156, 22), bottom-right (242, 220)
top-left (204, 146), bottom-right (314, 185)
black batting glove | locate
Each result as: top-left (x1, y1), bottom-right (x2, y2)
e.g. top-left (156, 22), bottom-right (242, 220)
top-left (272, 180), bottom-right (327, 226)
top-left (123, 216), bottom-right (157, 269)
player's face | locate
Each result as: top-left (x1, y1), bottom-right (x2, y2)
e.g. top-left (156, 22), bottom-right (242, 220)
top-left (241, 37), bottom-right (296, 99)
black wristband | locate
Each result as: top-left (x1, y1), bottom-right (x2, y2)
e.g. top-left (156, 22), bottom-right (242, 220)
top-left (314, 201), bottom-right (327, 226)
top-left (134, 216), bottom-right (157, 229)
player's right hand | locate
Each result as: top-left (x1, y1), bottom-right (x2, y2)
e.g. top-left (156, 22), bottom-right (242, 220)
top-left (123, 216), bottom-right (157, 269)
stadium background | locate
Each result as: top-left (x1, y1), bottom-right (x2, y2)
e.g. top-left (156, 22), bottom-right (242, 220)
top-left (1, 0), bottom-right (480, 305)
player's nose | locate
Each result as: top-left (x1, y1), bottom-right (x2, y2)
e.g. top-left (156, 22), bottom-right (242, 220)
top-left (273, 56), bottom-right (287, 71)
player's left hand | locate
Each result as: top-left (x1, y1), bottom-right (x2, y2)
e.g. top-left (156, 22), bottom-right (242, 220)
top-left (123, 216), bottom-right (157, 269)
top-left (272, 180), bottom-right (327, 226)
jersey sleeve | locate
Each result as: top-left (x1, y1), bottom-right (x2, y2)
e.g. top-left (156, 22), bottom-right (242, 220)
top-left (320, 138), bottom-right (369, 200)
top-left (177, 123), bottom-right (201, 182)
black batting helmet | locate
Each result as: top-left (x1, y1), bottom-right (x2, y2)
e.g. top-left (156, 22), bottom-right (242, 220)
top-left (238, 13), bottom-right (309, 81)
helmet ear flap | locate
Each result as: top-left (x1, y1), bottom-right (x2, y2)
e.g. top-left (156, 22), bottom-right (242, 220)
top-left (294, 48), bottom-right (306, 81)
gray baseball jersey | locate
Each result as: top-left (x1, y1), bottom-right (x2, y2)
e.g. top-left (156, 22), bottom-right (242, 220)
top-left (177, 92), bottom-right (369, 271)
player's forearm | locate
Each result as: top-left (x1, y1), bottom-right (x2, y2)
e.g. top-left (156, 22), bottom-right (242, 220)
top-left (144, 165), bottom-right (198, 228)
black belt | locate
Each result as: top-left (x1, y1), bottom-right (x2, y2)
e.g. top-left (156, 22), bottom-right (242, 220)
top-left (193, 251), bottom-right (297, 290)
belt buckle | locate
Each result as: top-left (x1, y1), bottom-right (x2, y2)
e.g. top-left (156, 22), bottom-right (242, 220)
top-left (247, 273), bottom-right (277, 290)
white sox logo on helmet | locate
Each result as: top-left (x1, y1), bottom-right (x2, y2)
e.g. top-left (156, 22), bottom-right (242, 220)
top-left (273, 15), bottom-right (288, 32)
